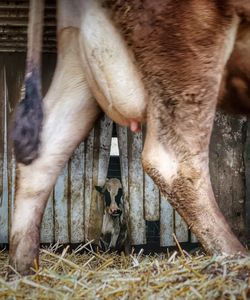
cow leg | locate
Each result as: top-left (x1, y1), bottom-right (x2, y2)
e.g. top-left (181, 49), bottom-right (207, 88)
top-left (9, 28), bottom-right (100, 275)
top-left (142, 81), bottom-right (246, 255)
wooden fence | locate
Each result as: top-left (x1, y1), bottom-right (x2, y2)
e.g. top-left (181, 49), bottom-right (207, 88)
top-left (0, 53), bottom-right (249, 247)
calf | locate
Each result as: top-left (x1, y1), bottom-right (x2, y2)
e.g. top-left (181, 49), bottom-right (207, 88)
top-left (96, 178), bottom-right (129, 252)
top-left (10, 0), bottom-right (249, 274)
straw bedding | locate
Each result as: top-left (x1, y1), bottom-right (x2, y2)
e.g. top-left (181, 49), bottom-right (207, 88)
top-left (0, 242), bottom-right (249, 300)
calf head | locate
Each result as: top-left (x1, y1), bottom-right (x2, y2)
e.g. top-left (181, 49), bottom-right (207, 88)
top-left (96, 178), bottom-right (123, 218)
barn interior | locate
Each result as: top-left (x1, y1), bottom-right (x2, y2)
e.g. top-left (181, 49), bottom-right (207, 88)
top-left (0, 0), bottom-right (250, 253)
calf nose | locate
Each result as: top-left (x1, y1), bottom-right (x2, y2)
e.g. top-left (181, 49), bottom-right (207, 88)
top-left (109, 207), bottom-right (122, 216)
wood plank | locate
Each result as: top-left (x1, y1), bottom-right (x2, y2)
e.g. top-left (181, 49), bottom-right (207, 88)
top-left (97, 116), bottom-right (113, 185)
top-left (88, 115), bottom-right (113, 242)
top-left (0, 67), bottom-right (8, 244)
top-left (0, 69), bottom-right (3, 242)
top-left (244, 119), bottom-right (250, 246)
top-left (9, 153), bottom-right (16, 237)
top-left (116, 125), bottom-right (131, 240)
top-left (41, 193), bottom-right (54, 243)
top-left (174, 211), bottom-right (188, 243)
top-left (142, 126), bottom-right (160, 221)
top-left (128, 130), bottom-right (146, 245)
top-left (116, 125), bottom-right (129, 197)
top-left (0, 67), bottom-right (5, 244)
top-left (84, 128), bottom-right (94, 241)
top-left (191, 232), bottom-right (198, 243)
top-left (210, 112), bottom-right (246, 240)
top-left (144, 173), bottom-right (160, 221)
top-left (54, 164), bottom-right (69, 243)
top-left (69, 142), bottom-right (85, 243)
top-left (160, 195), bottom-right (174, 246)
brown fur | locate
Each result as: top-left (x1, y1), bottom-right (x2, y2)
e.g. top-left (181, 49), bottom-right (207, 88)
top-left (219, 22), bottom-right (250, 114)
top-left (103, 0), bottom-right (247, 253)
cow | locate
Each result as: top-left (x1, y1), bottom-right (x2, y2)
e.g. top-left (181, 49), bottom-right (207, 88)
top-left (10, 0), bottom-right (250, 275)
top-left (96, 178), bottom-right (129, 252)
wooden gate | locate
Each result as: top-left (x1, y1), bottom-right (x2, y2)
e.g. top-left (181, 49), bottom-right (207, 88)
top-left (0, 53), bottom-right (249, 247)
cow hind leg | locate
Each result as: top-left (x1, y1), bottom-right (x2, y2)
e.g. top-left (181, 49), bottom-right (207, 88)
top-left (9, 28), bottom-right (100, 275)
top-left (142, 83), bottom-right (247, 256)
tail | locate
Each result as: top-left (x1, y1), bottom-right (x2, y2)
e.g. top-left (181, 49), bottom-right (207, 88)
top-left (12, 0), bottom-right (44, 165)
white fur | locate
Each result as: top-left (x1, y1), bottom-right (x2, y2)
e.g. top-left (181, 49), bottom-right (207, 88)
top-left (144, 142), bottom-right (179, 185)
top-left (79, 0), bottom-right (147, 125)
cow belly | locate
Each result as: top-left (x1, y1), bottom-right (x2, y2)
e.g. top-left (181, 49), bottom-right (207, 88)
top-left (79, 0), bottom-right (147, 128)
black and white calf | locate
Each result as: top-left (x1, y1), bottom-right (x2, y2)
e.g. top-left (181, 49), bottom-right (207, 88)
top-left (96, 178), bottom-right (129, 252)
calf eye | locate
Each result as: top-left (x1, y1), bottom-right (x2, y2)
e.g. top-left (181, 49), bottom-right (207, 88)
top-left (115, 188), bottom-right (123, 204)
top-left (104, 190), bottom-right (111, 206)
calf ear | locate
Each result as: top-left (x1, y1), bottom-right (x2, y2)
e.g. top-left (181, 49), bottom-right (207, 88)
top-left (95, 186), bottom-right (104, 194)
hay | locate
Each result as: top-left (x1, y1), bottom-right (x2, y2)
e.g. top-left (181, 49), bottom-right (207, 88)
top-left (0, 243), bottom-right (249, 300)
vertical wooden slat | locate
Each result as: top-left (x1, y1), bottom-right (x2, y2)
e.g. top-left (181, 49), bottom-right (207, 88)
top-left (84, 129), bottom-right (94, 241)
top-left (0, 69), bottom-right (3, 217)
top-left (174, 211), bottom-right (188, 243)
top-left (117, 125), bottom-right (129, 198)
top-left (54, 164), bottom-right (69, 243)
top-left (143, 126), bottom-right (160, 222)
top-left (160, 195), bottom-right (174, 246)
top-left (69, 142), bottom-right (85, 243)
top-left (117, 125), bottom-right (130, 239)
top-left (144, 174), bottom-right (160, 221)
top-left (88, 115), bottom-right (113, 242)
top-left (10, 153), bottom-right (16, 231)
top-left (0, 67), bottom-right (5, 243)
top-left (191, 232), bottom-right (198, 243)
top-left (210, 112), bottom-right (246, 240)
top-left (244, 119), bottom-right (250, 245)
top-left (41, 193), bottom-right (54, 243)
top-left (97, 116), bottom-right (113, 185)
top-left (128, 130), bottom-right (146, 245)
top-left (0, 68), bottom-right (8, 244)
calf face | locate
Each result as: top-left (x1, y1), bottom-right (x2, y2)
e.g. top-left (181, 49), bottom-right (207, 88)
top-left (96, 178), bottom-right (123, 217)
top-left (96, 178), bottom-right (128, 250)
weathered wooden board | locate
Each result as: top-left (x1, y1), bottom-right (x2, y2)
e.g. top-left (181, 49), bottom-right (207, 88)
top-left (117, 126), bottom-right (146, 245)
top-left (175, 212), bottom-right (188, 243)
top-left (69, 142), bottom-right (85, 244)
top-left (210, 112), bottom-right (246, 241)
top-left (84, 129), bottom-right (94, 241)
top-left (116, 126), bottom-right (129, 198)
top-left (0, 68), bottom-right (8, 244)
top-left (40, 193), bottom-right (54, 243)
top-left (87, 115), bottom-right (113, 242)
top-left (128, 130), bottom-right (146, 245)
top-left (160, 195), bottom-right (174, 247)
top-left (142, 126), bottom-right (160, 222)
top-left (116, 125), bottom-right (131, 241)
top-left (54, 164), bottom-right (69, 243)
top-left (144, 174), bottom-right (160, 221)
top-left (244, 119), bottom-right (250, 246)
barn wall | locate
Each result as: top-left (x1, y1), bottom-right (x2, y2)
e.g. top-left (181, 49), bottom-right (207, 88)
top-left (0, 52), bottom-right (249, 247)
